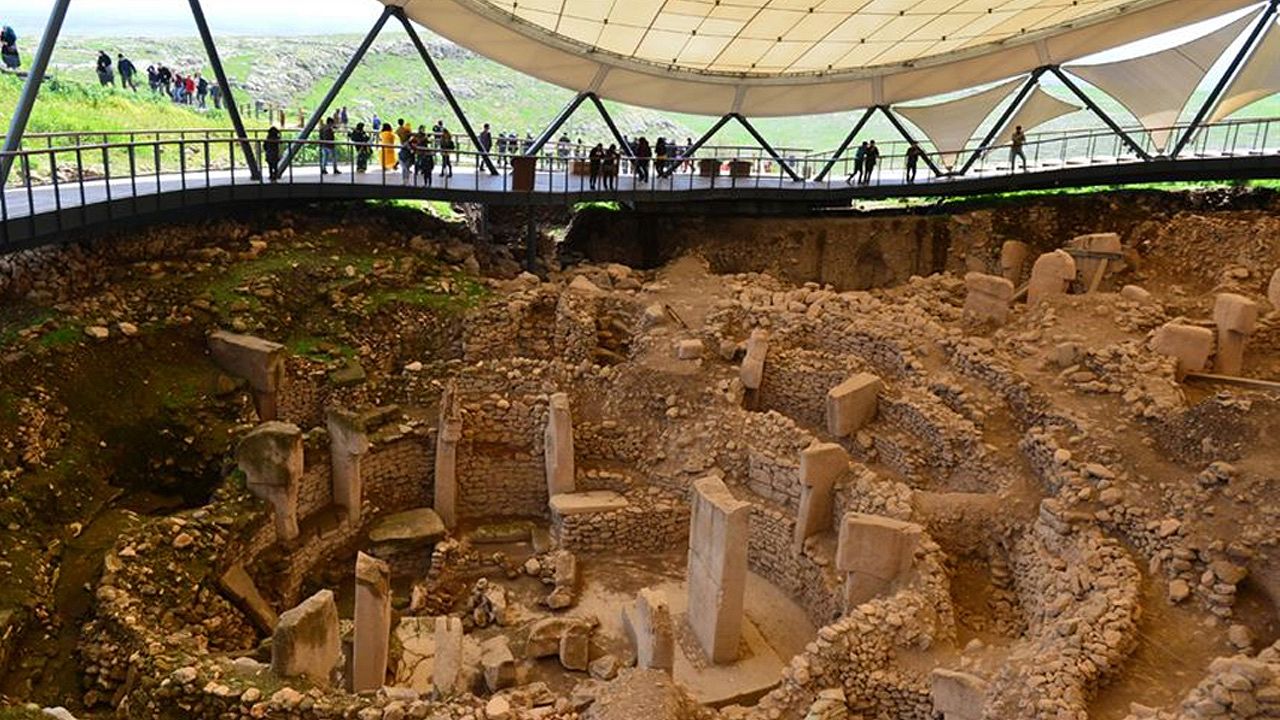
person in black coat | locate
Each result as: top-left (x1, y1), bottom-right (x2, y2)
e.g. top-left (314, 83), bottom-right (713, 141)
top-left (263, 126), bottom-right (282, 181)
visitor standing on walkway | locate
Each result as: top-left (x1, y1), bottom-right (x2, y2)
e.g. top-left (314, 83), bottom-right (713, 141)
top-left (1010, 125), bottom-right (1028, 172)
top-left (196, 74), bottom-right (208, 108)
top-left (117, 53), bottom-right (137, 91)
top-left (379, 123), bottom-right (397, 171)
top-left (263, 126), bottom-right (282, 181)
top-left (654, 138), bottom-right (668, 179)
top-left (400, 133), bottom-right (416, 185)
top-left (603, 145), bottom-right (619, 190)
top-left (479, 123), bottom-right (493, 156)
top-left (634, 137), bottom-right (651, 183)
top-left (905, 142), bottom-right (923, 184)
top-left (848, 141), bottom-right (867, 184)
top-left (350, 122), bottom-right (371, 173)
top-left (96, 51), bottom-right (114, 86)
top-left (861, 140), bottom-right (880, 185)
top-left (319, 118), bottom-right (341, 175)
top-left (588, 143), bottom-right (603, 190)
top-left (439, 129), bottom-right (455, 178)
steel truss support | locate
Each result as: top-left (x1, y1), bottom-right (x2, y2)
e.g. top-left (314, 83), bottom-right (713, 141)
top-left (1172, 0), bottom-right (1279, 159)
top-left (190, 0), bottom-right (260, 180)
top-left (393, 8), bottom-right (498, 175)
top-left (279, 6), bottom-right (393, 174)
top-left (879, 107), bottom-right (945, 177)
top-left (677, 113), bottom-right (803, 182)
top-left (524, 92), bottom-right (635, 159)
top-left (814, 107), bottom-right (875, 182)
top-left (1048, 66), bottom-right (1151, 161)
top-left (957, 68), bottom-right (1047, 176)
top-left (0, 0), bottom-right (71, 186)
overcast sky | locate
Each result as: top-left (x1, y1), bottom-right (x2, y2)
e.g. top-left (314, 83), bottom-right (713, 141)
top-left (5, 0), bottom-right (385, 36)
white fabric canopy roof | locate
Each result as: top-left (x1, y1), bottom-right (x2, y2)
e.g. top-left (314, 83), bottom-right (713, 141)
top-left (385, 0), bottom-right (1259, 116)
top-left (1067, 11), bottom-right (1257, 151)
top-left (1210, 18), bottom-right (1280, 121)
top-left (895, 78), bottom-right (1023, 169)
top-left (993, 87), bottom-right (1083, 148)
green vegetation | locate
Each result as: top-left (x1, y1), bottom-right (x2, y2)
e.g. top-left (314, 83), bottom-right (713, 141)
top-left (36, 324), bottom-right (81, 349)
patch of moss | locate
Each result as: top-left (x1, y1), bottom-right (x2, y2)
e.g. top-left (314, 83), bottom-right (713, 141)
top-left (37, 325), bottom-right (82, 348)
top-left (286, 335), bottom-right (356, 363)
top-left (367, 273), bottom-right (490, 313)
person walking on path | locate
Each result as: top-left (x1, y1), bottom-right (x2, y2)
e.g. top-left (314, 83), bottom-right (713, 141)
top-left (588, 143), bottom-right (604, 190)
top-left (479, 123), bottom-right (493, 157)
top-left (603, 144), bottom-right (619, 191)
top-left (319, 118), bottom-right (341, 175)
top-left (350, 122), bottom-right (371, 173)
top-left (196, 74), bottom-right (209, 108)
top-left (263, 126), bottom-right (282, 181)
top-left (96, 51), bottom-right (115, 86)
top-left (379, 123), bottom-right (398, 171)
top-left (210, 83), bottom-right (221, 109)
top-left (438, 129), bottom-right (455, 178)
top-left (1, 26), bottom-right (19, 70)
top-left (1010, 125), bottom-right (1028, 172)
top-left (413, 129), bottom-right (435, 186)
top-left (117, 54), bottom-right (137, 91)
top-left (848, 141), bottom-right (867, 184)
top-left (905, 142), bottom-right (923, 184)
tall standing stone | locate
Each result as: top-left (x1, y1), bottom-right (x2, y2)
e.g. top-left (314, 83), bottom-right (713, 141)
top-left (208, 330), bottom-right (286, 421)
top-left (272, 589), bottom-right (341, 687)
top-left (1213, 292), bottom-right (1259, 376)
top-left (545, 392), bottom-right (575, 497)
top-left (1152, 323), bottom-right (1215, 378)
top-left (825, 373), bottom-right (882, 437)
top-left (434, 381), bottom-right (463, 529)
top-left (793, 443), bottom-right (848, 554)
top-left (836, 512), bottom-right (924, 606)
top-left (1269, 268), bottom-right (1280, 310)
top-left (623, 587), bottom-right (675, 672)
top-left (327, 408), bottom-right (370, 523)
top-left (687, 475), bottom-right (751, 664)
top-left (739, 329), bottom-right (769, 390)
top-left (963, 272), bottom-right (1015, 324)
top-left (999, 241), bottom-right (1028, 283)
top-left (352, 553), bottom-right (391, 692)
top-left (237, 421), bottom-right (304, 542)
top-left (1027, 250), bottom-right (1077, 305)
top-left (433, 616), bottom-right (465, 696)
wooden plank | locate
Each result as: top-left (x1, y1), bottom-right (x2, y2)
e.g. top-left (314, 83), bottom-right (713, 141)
top-left (1184, 372), bottom-right (1280, 391)
top-left (1086, 259), bottom-right (1108, 294)
top-left (1062, 248), bottom-right (1123, 260)
top-left (1012, 282), bottom-right (1029, 302)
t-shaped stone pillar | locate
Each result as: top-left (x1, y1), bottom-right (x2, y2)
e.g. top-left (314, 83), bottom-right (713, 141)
top-left (1213, 292), bottom-right (1259, 376)
top-left (271, 589), bottom-right (341, 687)
top-left (1027, 250), bottom-right (1077, 305)
top-left (209, 330), bottom-right (286, 421)
top-left (826, 373), bottom-right (882, 437)
top-left (963, 272), bottom-right (1015, 324)
top-left (794, 443), bottom-right (848, 554)
top-left (739, 329), bottom-right (769, 391)
top-left (687, 475), bottom-right (751, 664)
top-left (352, 552), bottom-right (391, 692)
top-left (836, 512), bottom-right (924, 607)
top-left (999, 241), bottom-right (1028, 283)
top-left (623, 586), bottom-right (675, 673)
top-left (237, 421), bottom-right (304, 542)
top-left (327, 408), bottom-right (370, 524)
top-left (545, 392), bottom-right (575, 497)
top-left (434, 381), bottom-right (463, 529)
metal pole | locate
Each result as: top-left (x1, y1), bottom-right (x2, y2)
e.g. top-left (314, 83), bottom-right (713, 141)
top-left (586, 94), bottom-right (636, 159)
top-left (279, 6), bottom-right (392, 173)
top-left (879, 106), bottom-right (945, 176)
top-left (674, 114), bottom-right (735, 163)
top-left (1172, 0), bottom-right (1278, 158)
top-left (958, 68), bottom-right (1045, 176)
top-left (1048, 66), bottom-right (1151, 161)
top-left (525, 92), bottom-right (590, 156)
top-left (1, 0), bottom-right (71, 186)
top-left (730, 114), bottom-right (802, 182)
top-left (815, 107), bottom-right (875, 182)
top-left (394, 8), bottom-right (498, 175)
top-left (189, 0), bottom-right (260, 180)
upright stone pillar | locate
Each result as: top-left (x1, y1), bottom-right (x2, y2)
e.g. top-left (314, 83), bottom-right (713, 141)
top-left (272, 589), bottom-right (341, 687)
top-left (794, 443), bottom-right (848, 554)
top-left (434, 381), bottom-right (463, 529)
top-left (352, 553), bottom-right (391, 692)
top-left (1152, 323), bottom-right (1215, 378)
top-left (999, 241), bottom-right (1028, 283)
top-left (433, 616), bottom-right (465, 697)
top-left (740, 329), bottom-right (769, 390)
top-left (1268, 268), bottom-right (1280, 310)
top-left (1067, 233), bottom-right (1121, 288)
top-left (825, 373), bottom-right (882, 437)
top-left (687, 475), bottom-right (751, 664)
top-left (544, 392), bottom-right (575, 497)
top-left (1213, 293), bottom-right (1259, 376)
top-left (623, 586), bottom-right (675, 673)
top-left (836, 512), bottom-right (924, 607)
top-left (209, 330), bottom-right (286, 421)
top-left (1027, 250), bottom-right (1076, 305)
top-left (237, 421), bottom-right (304, 542)
top-left (327, 408), bottom-right (369, 523)
top-left (963, 272), bottom-right (1015, 324)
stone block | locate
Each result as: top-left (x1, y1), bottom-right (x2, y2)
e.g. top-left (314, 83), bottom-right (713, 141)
top-left (1214, 293), bottom-right (1259, 334)
top-left (526, 617), bottom-right (581, 659)
top-left (623, 587), bottom-right (674, 672)
top-left (1152, 323), bottom-right (1214, 377)
top-left (1120, 285), bottom-right (1153, 303)
top-left (825, 373), bottom-right (882, 437)
top-left (931, 669), bottom-right (989, 720)
top-left (835, 512), bottom-right (923, 580)
top-left (549, 490), bottom-right (628, 516)
top-left (568, 275), bottom-right (602, 293)
top-left (209, 330), bottom-right (286, 420)
top-left (480, 636), bottom-right (516, 692)
top-left (675, 338), bottom-right (704, 359)
top-left (739, 329), bottom-right (769, 390)
top-left (559, 622), bottom-right (591, 671)
top-left (687, 475), bottom-right (751, 664)
top-left (544, 392), bottom-right (575, 497)
top-left (432, 616), bottom-right (464, 696)
top-left (1270, 268), bottom-right (1280, 310)
top-left (999, 241), bottom-right (1028, 283)
top-left (352, 553), bottom-right (391, 692)
top-left (218, 563), bottom-right (277, 634)
top-left (1068, 232), bottom-right (1121, 287)
top-left (326, 408), bottom-right (369, 523)
top-left (236, 421), bottom-right (304, 542)
top-left (963, 272), bottom-right (1015, 324)
top-left (434, 381), bottom-right (462, 529)
top-left (794, 443), bottom-right (847, 553)
top-left (1027, 250), bottom-right (1076, 305)
top-left (368, 508), bottom-right (446, 545)
top-left (271, 590), bottom-right (341, 687)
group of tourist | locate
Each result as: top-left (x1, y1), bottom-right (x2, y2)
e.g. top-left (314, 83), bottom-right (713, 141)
top-left (92, 50), bottom-right (225, 110)
top-left (1, 24), bottom-right (18, 71)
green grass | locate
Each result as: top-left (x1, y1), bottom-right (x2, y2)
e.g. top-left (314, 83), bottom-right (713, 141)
top-left (37, 325), bottom-right (81, 348)
top-left (366, 272), bottom-right (490, 313)
top-left (285, 335), bottom-right (355, 363)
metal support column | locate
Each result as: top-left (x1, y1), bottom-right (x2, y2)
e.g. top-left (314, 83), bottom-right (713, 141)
top-left (279, 6), bottom-right (393, 173)
top-left (394, 8), bottom-right (498, 175)
top-left (1048, 66), bottom-right (1151, 161)
top-left (189, 0), bottom-right (260, 180)
top-left (879, 106), bottom-right (945, 177)
top-left (958, 68), bottom-right (1046, 176)
top-left (586, 94), bottom-right (636, 159)
top-left (674, 113), bottom-right (735, 162)
top-left (525, 93), bottom-right (592, 157)
top-left (1172, 0), bottom-right (1278, 158)
top-left (815, 107), bottom-right (876, 182)
top-left (671, 113), bottom-right (802, 181)
top-left (1, 0), bottom-right (71, 186)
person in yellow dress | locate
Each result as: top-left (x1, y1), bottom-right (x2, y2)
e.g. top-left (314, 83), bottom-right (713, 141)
top-left (378, 123), bottom-right (397, 170)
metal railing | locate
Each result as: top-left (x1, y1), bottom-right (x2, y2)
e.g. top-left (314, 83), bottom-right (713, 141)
top-left (2, 116), bottom-right (1279, 244)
